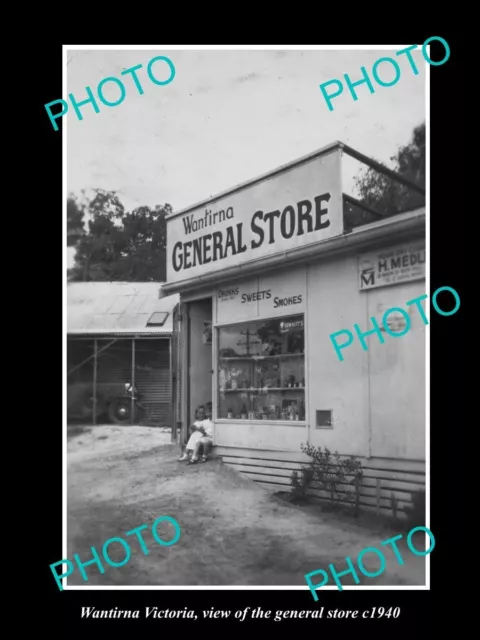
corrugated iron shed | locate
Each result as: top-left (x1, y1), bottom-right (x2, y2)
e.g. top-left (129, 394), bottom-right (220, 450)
top-left (67, 282), bottom-right (178, 336)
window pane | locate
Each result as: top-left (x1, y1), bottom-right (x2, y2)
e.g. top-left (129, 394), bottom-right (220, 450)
top-left (146, 312), bottom-right (169, 326)
top-left (217, 314), bottom-right (305, 421)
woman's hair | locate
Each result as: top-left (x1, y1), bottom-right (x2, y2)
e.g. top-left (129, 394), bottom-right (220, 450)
top-left (195, 405), bottom-right (205, 419)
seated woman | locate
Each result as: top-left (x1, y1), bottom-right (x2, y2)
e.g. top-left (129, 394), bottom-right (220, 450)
top-left (189, 404), bottom-right (213, 464)
top-left (179, 405), bottom-right (205, 462)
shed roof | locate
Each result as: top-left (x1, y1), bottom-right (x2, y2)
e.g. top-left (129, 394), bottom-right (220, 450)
top-left (67, 282), bottom-right (178, 335)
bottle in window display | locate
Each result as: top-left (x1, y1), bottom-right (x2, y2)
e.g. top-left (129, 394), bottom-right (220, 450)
top-left (219, 368), bottom-right (226, 391)
top-left (227, 407), bottom-right (233, 419)
top-left (230, 367), bottom-right (239, 390)
top-left (241, 404), bottom-right (247, 419)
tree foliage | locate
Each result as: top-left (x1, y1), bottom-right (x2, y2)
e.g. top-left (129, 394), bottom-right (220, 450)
top-left (67, 194), bottom-right (86, 247)
top-left (349, 122), bottom-right (426, 223)
top-left (67, 189), bottom-right (171, 282)
top-left (67, 124), bottom-right (425, 281)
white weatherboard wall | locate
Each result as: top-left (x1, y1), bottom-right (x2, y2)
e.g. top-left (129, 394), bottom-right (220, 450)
top-left (213, 249), bottom-right (426, 462)
top-left (306, 255), bottom-right (425, 461)
top-left (213, 422), bottom-right (307, 453)
top-left (307, 256), bottom-right (368, 456)
top-left (366, 280), bottom-right (426, 460)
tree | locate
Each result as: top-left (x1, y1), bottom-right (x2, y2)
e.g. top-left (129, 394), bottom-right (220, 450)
top-left (67, 194), bottom-right (86, 247)
top-left (350, 122), bottom-right (426, 223)
top-left (67, 189), bottom-right (171, 282)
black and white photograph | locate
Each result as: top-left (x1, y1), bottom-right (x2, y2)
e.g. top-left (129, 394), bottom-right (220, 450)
top-left (63, 46), bottom-right (431, 594)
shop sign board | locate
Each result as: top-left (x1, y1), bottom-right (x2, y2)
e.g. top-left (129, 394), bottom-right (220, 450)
top-left (358, 241), bottom-right (426, 291)
top-left (215, 271), bottom-right (306, 325)
top-left (166, 150), bottom-right (343, 285)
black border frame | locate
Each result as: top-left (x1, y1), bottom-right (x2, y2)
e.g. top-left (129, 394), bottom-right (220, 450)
top-left (30, 30), bottom-right (465, 632)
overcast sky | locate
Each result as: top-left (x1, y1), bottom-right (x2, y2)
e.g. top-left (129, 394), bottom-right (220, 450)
top-left (66, 47), bottom-right (426, 266)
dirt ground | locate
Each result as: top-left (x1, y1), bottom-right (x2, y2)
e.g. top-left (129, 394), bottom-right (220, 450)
top-left (66, 425), bottom-right (426, 587)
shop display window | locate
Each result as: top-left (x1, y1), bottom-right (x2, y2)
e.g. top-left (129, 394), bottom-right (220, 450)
top-left (217, 314), bottom-right (305, 421)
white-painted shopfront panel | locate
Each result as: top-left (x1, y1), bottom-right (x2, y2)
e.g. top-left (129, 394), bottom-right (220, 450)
top-left (306, 246), bottom-right (425, 461)
top-left (257, 269), bottom-right (306, 319)
top-left (366, 280), bottom-right (426, 460)
top-left (213, 421), bottom-right (307, 452)
top-left (307, 256), bottom-right (368, 457)
top-left (212, 237), bottom-right (425, 461)
top-left (215, 278), bottom-right (260, 324)
top-left (215, 270), bottom-right (306, 325)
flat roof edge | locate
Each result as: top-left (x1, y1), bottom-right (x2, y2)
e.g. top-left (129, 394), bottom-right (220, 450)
top-left (166, 141), bottom-right (343, 220)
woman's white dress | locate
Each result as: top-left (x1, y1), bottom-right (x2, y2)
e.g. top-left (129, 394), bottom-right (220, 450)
top-left (186, 422), bottom-right (204, 448)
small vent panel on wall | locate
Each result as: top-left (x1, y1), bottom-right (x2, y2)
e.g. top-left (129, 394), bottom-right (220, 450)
top-left (316, 410), bottom-right (332, 428)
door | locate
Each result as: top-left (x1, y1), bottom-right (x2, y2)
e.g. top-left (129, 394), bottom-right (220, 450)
top-left (171, 301), bottom-right (184, 445)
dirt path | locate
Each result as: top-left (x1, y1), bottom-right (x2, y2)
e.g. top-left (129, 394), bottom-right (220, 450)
top-left (66, 426), bottom-right (426, 587)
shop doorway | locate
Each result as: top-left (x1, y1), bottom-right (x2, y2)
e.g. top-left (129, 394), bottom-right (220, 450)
top-left (184, 297), bottom-right (213, 444)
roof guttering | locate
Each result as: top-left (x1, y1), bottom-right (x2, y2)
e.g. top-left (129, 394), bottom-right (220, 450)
top-left (160, 208), bottom-right (425, 298)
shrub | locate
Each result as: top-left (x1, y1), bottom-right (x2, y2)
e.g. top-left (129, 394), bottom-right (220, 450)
top-left (290, 467), bottom-right (314, 503)
top-left (289, 444), bottom-right (364, 514)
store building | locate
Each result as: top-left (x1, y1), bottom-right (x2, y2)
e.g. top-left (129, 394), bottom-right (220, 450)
top-left (161, 141), bottom-right (426, 515)
top-left (67, 282), bottom-right (179, 432)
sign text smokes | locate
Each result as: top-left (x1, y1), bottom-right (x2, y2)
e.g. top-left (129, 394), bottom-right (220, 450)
top-left (171, 194), bottom-right (331, 273)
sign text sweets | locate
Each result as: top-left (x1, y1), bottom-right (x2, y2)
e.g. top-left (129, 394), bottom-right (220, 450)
top-left (171, 193), bottom-right (331, 273)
